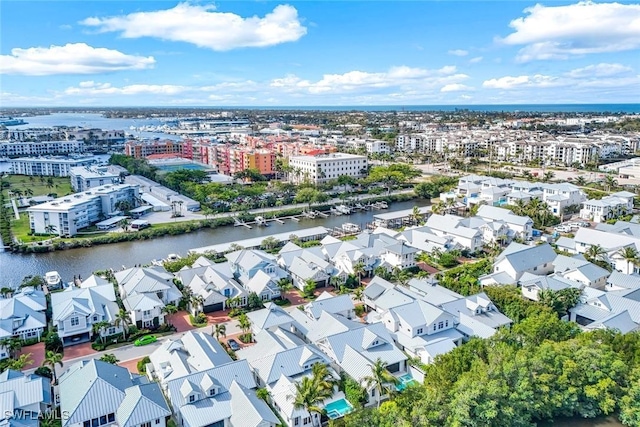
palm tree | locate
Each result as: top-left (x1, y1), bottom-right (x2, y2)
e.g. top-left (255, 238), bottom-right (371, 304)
top-left (24, 188), bottom-right (33, 198)
top-left (7, 353), bottom-right (33, 370)
top-left (311, 362), bottom-right (337, 392)
top-left (42, 351), bottom-right (63, 385)
top-left (543, 171), bottom-right (555, 182)
top-left (0, 337), bottom-right (23, 358)
top-left (574, 176), bottom-right (588, 186)
top-left (353, 287), bottom-right (364, 302)
top-left (115, 309), bottom-right (132, 340)
top-left (431, 201), bottom-right (445, 215)
top-left (604, 175), bottom-right (618, 192)
top-left (212, 323), bottom-right (226, 341)
top-left (0, 287), bottom-right (13, 298)
top-left (585, 244), bottom-right (607, 263)
top-left (617, 246), bottom-right (639, 274)
top-left (44, 224), bottom-right (57, 235)
top-left (288, 364), bottom-right (335, 427)
top-left (237, 313), bottom-right (252, 336)
top-left (277, 278), bottom-right (293, 297)
top-left (391, 267), bottom-right (410, 287)
top-left (512, 199), bottom-right (528, 216)
top-left (352, 262), bottom-right (366, 284)
top-left (119, 218), bottom-right (132, 232)
top-left (92, 321), bottom-right (111, 343)
top-left (256, 388), bottom-right (270, 402)
top-left (163, 304), bottom-right (178, 316)
top-left (364, 358), bottom-right (400, 408)
top-left (329, 275), bottom-right (344, 290)
top-left (99, 353), bottom-right (119, 364)
top-left (190, 294), bottom-right (205, 315)
top-left (409, 205), bottom-right (422, 225)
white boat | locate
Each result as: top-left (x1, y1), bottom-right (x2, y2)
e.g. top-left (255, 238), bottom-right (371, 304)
top-left (255, 216), bottom-right (269, 226)
top-left (342, 223), bottom-right (361, 233)
top-left (44, 271), bottom-right (63, 289)
top-left (164, 253), bottom-right (182, 262)
top-left (336, 205), bottom-right (351, 215)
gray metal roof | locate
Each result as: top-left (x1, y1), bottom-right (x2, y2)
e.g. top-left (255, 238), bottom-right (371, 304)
top-left (0, 371), bottom-right (51, 420)
top-left (305, 293), bottom-right (354, 320)
top-left (116, 383), bottom-right (170, 427)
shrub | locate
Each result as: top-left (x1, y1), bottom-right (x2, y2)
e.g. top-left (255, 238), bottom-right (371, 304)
top-left (91, 342), bottom-right (106, 351)
top-left (355, 305), bottom-right (366, 317)
top-left (341, 377), bottom-right (368, 408)
top-left (34, 366), bottom-right (53, 380)
top-left (44, 333), bottom-right (63, 353)
top-left (239, 333), bottom-right (253, 343)
top-left (137, 356), bottom-right (151, 374)
top-left (189, 313), bottom-right (207, 327)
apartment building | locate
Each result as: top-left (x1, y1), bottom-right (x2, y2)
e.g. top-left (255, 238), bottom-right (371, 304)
top-left (0, 140), bottom-right (85, 157)
top-left (288, 153), bottom-right (368, 184)
top-left (124, 139), bottom-right (183, 158)
top-left (580, 191), bottom-right (636, 223)
top-left (27, 183), bottom-right (139, 237)
top-left (70, 165), bottom-right (120, 191)
top-left (10, 156), bottom-right (96, 177)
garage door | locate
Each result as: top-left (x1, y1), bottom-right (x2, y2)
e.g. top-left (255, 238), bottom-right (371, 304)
top-left (203, 302), bottom-right (224, 313)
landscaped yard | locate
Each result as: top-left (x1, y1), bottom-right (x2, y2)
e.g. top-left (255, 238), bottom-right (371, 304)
top-left (1, 174), bottom-right (73, 198)
top-left (11, 213), bottom-right (50, 243)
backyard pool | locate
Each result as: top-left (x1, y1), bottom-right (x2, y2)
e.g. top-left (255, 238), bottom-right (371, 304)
top-left (396, 373), bottom-right (418, 391)
top-left (325, 398), bottom-right (354, 419)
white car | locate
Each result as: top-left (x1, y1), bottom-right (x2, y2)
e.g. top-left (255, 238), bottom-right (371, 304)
top-left (554, 225), bottom-right (572, 233)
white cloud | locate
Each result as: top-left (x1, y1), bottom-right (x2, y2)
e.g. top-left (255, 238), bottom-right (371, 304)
top-left (500, 1), bottom-right (640, 62)
top-left (448, 49), bottom-right (469, 56)
top-left (469, 56), bottom-right (483, 64)
top-left (565, 63), bottom-right (633, 78)
top-left (80, 3), bottom-right (307, 51)
top-left (0, 43), bottom-right (155, 75)
top-left (482, 74), bottom-right (561, 89)
top-left (440, 84), bottom-right (474, 92)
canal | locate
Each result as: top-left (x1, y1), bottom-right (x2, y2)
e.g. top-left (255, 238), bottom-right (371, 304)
top-left (0, 200), bottom-right (423, 287)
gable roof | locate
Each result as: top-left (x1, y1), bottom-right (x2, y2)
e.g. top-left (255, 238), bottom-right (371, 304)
top-left (304, 292), bottom-right (354, 320)
top-left (116, 384), bottom-right (171, 427)
top-left (51, 284), bottom-right (118, 322)
top-left (495, 242), bottom-right (556, 274)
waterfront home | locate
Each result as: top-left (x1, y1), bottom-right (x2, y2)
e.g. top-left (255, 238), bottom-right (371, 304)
top-left (163, 360), bottom-right (278, 427)
top-left (480, 242), bottom-right (556, 286)
top-left (398, 227), bottom-right (456, 254)
top-left (226, 249), bottom-right (286, 301)
top-left (78, 274), bottom-right (111, 288)
top-left (59, 359), bottom-right (170, 427)
top-left (51, 284), bottom-right (122, 346)
top-left (424, 215), bottom-right (484, 252)
top-left (147, 331), bottom-right (233, 384)
top-left (115, 266), bottom-right (181, 328)
top-left (580, 191), bottom-right (635, 223)
top-left (175, 258), bottom-right (248, 314)
top-left (0, 369), bottom-right (52, 427)
top-left (0, 287), bottom-right (47, 358)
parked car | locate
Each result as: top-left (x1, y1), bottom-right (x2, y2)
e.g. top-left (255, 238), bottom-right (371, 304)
top-left (134, 335), bottom-right (157, 346)
top-left (227, 339), bottom-right (240, 351)
top-left (554, 225), bottom-right (572, 233)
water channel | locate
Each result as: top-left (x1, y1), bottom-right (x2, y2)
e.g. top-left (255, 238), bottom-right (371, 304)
top-left (0, 200), bottom-right (423, 287)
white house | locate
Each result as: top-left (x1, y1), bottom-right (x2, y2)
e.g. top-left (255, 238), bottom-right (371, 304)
top-left (480, 242), bottom-right (556, 286)
top-left (0, 287), bottom-right (47, 355)
top-left (288, 153), bottom-right (368, 185)
top-left (0, 370), bottom-right (52, 427)
top-left (580, 191), bottom-right (635, 223)
top-left (59, 359), bottom-right (171, 427)
top-left (51, 284), bottom-right (122, 346)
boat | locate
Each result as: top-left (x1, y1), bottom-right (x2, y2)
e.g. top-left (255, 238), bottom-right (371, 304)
top-left (0, 117), bottom-right (27, 126)
top-left (342, 223), bottom-right (361, 233)
top-left (44, 271), bottom-right (63, 290)
top-left (164, 253), bottom-right (182, 262)
top-left (255, 216), bottom-right (269, 226)
top-left (336, 205), bottom-right (352, 215)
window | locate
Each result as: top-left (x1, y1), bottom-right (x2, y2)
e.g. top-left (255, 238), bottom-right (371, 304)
top-left (433, 324), bottom-right (437, 331)
top-left (108, 414), bottom-right (115, 423)
top-left (84, 421), bottom-right (90, 427)
top-left (92, 419), bottom-right (99, 427)
top-left (209, 389), bottom-right (216, 396)
top-left (189, 395), bottom-right (195, 403)
top-left (71, 317), bottom-right (79, 326)
top-left (303, 417), bottom-right (311, 425)
top-left (100, 416), bottom-right (107, 425)
top-left (438, 321), bottom-right (444, 330)
top-left (294, 418), bottom-right (300, 426)
top-left (445, 320), bottom-right (449, 327)
top-left (416, 328), bottom-right (423, 335)
top-left (141, 422), bottom-right (151, 427)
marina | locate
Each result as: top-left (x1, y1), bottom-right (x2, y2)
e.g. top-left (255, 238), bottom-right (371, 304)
top-left (0, 200), bottom-right (427, 287)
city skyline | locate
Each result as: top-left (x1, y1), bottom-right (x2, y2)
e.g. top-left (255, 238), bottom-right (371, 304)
top-left (1, 1), bottom-right (640, 107)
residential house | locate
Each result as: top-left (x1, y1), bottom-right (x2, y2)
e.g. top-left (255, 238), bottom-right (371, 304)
top-left (164, 360), bottom-right (278, 427)
top-left (480, 242), bottom-right (556, 286)
top-left (424, 215), bottom-right (483, 252)
top-left (226, 250), bottom-right (286, 301)
top-left (277, 243), bottom-right (338, 290)
top-left (552, 254), bottom-right (610, 289)
top-left (304, 292), bottom-right (355, 321)
top-left (0, 369), bottom-right (52, 427)
top-left (476, 205), bottom-right (534, 239)
top-left (175, 258), bottom-right (248, 313)
top-left (246, 303), bottom-right (304, 336)
top-left (59, 359), bottom-right (171, 427)
top-left (147, 331), bottom-right (233, 384)
top-left (115, 267), bottom-right (181, 329)
top-left (519, 272), bottom-right (584, 301)
top-left (541, 183), bottom-right (586, 216)
top-left (569, 287), bottom-right (640, 333)
top-left (580, 191), bottom-right (635, 223)
top-left (51, 284), bottom-right (122, 346)
top-left (0, 288), bottom-right (47, 357)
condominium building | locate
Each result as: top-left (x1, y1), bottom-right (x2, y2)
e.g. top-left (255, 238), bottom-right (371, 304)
top-left (288, 153), bottom-right (368, 184)
top-left (0, 140), bottom-right (85, 157)
top-left (27, 183), bottom-right (139, 237)
top-left (70, 165), bottom-right (121, 191)
top-left (10, 156), bottom-right (96, 177)
top-left (124, 139), bottom-right (183, 158)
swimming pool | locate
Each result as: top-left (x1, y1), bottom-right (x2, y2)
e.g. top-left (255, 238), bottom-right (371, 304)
top-left (325, 398), bottom-right (354, 419)
top-left (396, 373), bottom-right (418, 391)
top-left (155, 163), bottom-right (212, 172)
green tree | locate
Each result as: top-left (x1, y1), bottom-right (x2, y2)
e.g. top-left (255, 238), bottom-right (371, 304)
top-left (99, 353), bottom-right (119, 364)
top-left (364, 358), bottom-right (400, 408)
top-left (212, 323), bottom-right (226, 341)
top-left (115, 309), bottom-right (132, 340)
top-left (617, 246), bottom-right (639, 274)
top-left (42, 350), bottom-right (63, 385)
top-left (585, 244), bottom-right (607, 263)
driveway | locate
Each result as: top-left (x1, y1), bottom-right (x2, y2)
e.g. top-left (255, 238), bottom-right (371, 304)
top-left (20, 342), bottom-right (45, 368)
top-left (167, 311), bottom-right (194, 332)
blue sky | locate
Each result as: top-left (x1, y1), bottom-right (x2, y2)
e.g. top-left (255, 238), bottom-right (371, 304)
top-left (1, 1), bottom-right (639, 106)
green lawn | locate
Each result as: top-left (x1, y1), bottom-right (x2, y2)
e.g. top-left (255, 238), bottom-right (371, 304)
top-left (11, 213), bottom-right (51, 243)
top-left (0, 174), bottom-right (72, 198)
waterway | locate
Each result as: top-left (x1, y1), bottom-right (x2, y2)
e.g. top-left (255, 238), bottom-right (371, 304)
top-left (0, 200), bottom-right (421, 287)
top-left (12, 112), bottom-right (181, 141)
